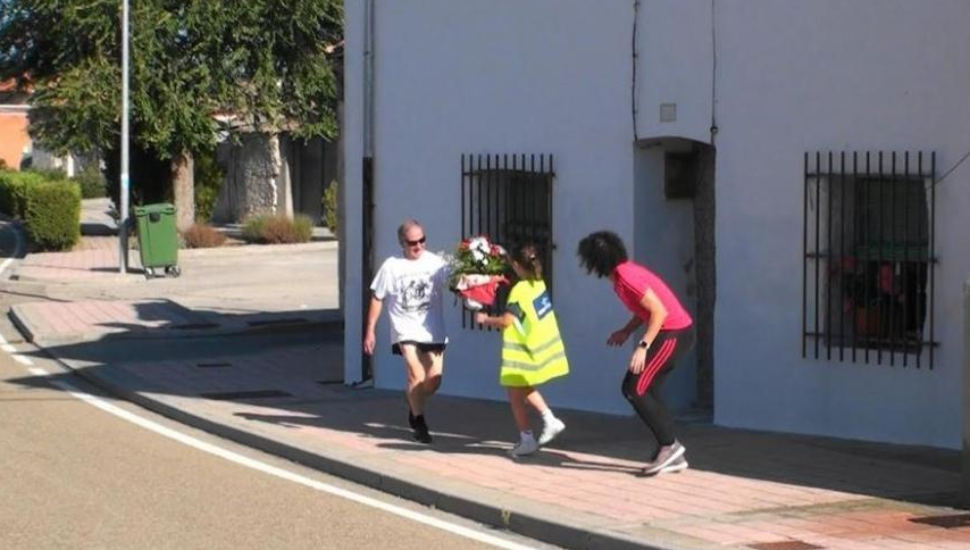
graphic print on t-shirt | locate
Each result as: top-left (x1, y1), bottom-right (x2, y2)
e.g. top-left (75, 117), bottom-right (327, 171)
top-left (399, 274), bottom-right (433, 312)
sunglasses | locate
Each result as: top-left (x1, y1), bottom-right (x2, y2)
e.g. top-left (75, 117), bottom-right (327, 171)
top-left (404, 236), bottom-right (427, 247)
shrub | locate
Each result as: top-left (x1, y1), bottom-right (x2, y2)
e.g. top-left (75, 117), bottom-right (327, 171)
top-left (241, 214), bottom-right (268, 243)
top-left (26, 167), bottom-right (68, 181)
top-left (241, 213), bottom-right (313, 244)
top-left (0, 158), bottom-right (8, 171)
top-left (24, 180), bottom-right (81, 251)
top-left (181, 223), bottom-right (227, 249)
top-left (322, 180), bottom-right (338, 237)
top-left (0, 171), bottom-right (46, 218)
top-left (194, 148), bottom-right (224, 223)
top-left (73, 163), bottom-right (107, 199)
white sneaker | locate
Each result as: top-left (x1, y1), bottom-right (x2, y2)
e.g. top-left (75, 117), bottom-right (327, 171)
top-left (658, 455), bottom-right (689, 475)
top-left (508, 437), bottom-right (539, 458)
top-left (641, 441), bottom-right (686, 476)
top-left (537, 417), bottom-right (565, 446)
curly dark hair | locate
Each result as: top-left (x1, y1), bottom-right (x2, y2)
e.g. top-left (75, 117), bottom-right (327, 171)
top-left (577, 231), bottom-right (628, 278)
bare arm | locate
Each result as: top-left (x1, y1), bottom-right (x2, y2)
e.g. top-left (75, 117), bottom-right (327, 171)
top-left (629, 289), bottom-right (668, 374)
top-left (607, 315), bottom-right (644, 346)
top-left (474, 311), bottom-right (515, 330)
top-left (638, 288), bottom-right (668, 348)
top-left (363, 296), bottom-right (383, 355)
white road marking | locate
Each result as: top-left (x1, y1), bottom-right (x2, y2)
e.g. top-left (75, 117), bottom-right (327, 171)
top-left (17, 364), bottom-right (540, 550)
top-left (12, 354), bottom-right (32, 366)
top-left (1, 344), bottom-right (16, 353)
top-left (0, 222), bottom-right (23, 276)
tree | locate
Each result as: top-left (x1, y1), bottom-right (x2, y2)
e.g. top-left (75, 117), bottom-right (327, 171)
top-left (0, 0), bottom-right (342, 229)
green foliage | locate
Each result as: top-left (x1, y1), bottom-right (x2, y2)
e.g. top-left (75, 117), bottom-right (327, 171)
top-left (0, 171), bottom-right (46, 218)
top-left (26, 167), bottom-right (68, 181)
top-left (24, 181), bottom-right (82, 251)
top-left (0, 170), bottom-right (81, 249)
top-left (242, 213), bottom-right (313, 244)
top-left (193, 149), bottom-right (224, 223)
top-left (103, 143), bottom-right (172, 209)
top-left (73, 163), bottom-right (107, 199)
top-left (322, 180), bottom-right (338, 237)
top-left (0, 1), bottom-right (343, 158)
top-left (241, 214), bottom-right (268, 243)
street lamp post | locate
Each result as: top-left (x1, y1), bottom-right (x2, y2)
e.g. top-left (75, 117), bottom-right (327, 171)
top-left (119, 0), bottom-right (131, 273)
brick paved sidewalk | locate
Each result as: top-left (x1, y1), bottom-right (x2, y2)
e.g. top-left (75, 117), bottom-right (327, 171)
top-left (4, 235), bottom-right (340, 344)
top-left (38, 338), bottom-right (970, 550)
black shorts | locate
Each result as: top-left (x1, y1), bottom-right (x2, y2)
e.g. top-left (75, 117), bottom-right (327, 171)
top-left (392, 341), bottom-right (447, 356)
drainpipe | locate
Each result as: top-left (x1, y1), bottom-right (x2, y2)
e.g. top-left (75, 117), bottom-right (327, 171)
top-left (360, 0), bottom-right (376, 383)
top-left (960, 281), bottom-right (970, 508)
top-left (364, 0), bottom-right (375, 160)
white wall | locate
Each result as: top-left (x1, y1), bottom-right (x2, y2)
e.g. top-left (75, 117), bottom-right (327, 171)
top-left (637, 0), bottom-right (713, 143)
top-left (342, 0), bottom-right (366, 384)
top-left (347, 0), bottom-right (655, 417)
top-left (712, 0), bottom-right (970, 448)
top-left (345, 0), bottom-right (970, 448)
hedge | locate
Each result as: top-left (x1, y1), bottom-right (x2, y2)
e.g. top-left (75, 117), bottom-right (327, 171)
top-left (24, 180), bottom-right (81, 250)
top-left (242, 213), bottom-right (313, 244)
top-left (0, 171), bottom-right (47, 219)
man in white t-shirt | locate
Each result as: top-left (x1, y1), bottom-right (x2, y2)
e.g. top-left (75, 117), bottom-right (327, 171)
top-left (363, 219), bottom-right (449, 444)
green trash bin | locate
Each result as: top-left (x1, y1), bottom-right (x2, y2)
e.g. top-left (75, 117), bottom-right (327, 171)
top-left (134, 203), bottom-right (181, 278)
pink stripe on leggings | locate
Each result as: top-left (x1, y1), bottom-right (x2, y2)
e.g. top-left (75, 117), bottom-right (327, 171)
top-left (636, 338), bottom-right (676, 396)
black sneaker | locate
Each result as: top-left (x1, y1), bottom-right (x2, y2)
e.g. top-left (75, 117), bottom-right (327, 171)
top-left (412, 415), bottom-right (433, 444)
top-left (407, 411), bottom-right (418, 430)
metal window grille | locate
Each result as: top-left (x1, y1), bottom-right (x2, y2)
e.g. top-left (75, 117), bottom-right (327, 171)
top-left (460, 153), bottom-right (554, 329)
top-left (803, 151), bottom-right (937, 368)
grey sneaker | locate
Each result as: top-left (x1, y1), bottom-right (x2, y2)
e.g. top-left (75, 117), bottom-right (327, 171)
top-left (641, 441), bottom-right (686, 476)
top-left (537, 417), bottom-right (565, 446)
top-left (658, 455), bottom-right (688, 475)
top-left (508, 436), bottom-right (539, 458)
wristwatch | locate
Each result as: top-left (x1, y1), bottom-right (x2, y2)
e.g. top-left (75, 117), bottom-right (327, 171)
top-left (637, 340), bottom-right (650, 350)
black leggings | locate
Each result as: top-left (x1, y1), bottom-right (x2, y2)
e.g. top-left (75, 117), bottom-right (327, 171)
top-left (621, 327), bottom-right (695, 447)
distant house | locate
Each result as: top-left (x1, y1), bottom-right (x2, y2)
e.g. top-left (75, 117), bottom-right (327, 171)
top-left (0, 79), bottom-right (87, 175)
top-left (0, 80), bottom-right (30, 170)
top-left (343, 1), bottom-right (970, 450)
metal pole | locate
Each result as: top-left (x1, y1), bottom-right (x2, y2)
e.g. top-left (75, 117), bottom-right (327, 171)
top-left (119, 0), bottom-right (130, 273)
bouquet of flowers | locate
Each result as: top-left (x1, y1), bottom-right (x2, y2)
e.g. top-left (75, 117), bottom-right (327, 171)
top-left (446, 235), bottom-right (509, 311)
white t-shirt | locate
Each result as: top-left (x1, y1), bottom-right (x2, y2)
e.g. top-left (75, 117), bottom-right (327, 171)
top-left (370, 251), bottom-right (449, 345)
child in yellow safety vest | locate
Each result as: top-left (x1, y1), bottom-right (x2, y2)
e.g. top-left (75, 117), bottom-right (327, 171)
top-left (475, 243), bottom-right (569, 458)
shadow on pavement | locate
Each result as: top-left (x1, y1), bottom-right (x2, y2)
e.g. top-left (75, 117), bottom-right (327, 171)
top-left (7, 313), bottom-right (962, 511)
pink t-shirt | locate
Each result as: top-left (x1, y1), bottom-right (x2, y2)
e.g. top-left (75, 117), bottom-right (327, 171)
top-left (612, 261), bottom-right (692, 330)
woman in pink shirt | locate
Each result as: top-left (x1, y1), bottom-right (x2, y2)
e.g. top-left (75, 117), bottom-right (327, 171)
top-left (578, 231), bottom-right (695, 476)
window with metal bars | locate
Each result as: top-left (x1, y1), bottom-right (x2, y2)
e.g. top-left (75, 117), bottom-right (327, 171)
top-left (460, 153), bottom-right (554, 329)
top-left (803, 151), bottom-right (937, 368)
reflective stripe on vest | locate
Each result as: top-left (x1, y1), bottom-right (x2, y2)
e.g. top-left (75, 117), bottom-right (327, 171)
top-left (502, 280), bottom-right (566, 371)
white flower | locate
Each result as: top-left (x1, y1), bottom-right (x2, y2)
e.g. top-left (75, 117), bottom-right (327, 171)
top-left (468, 236), bottom-right (490, 264)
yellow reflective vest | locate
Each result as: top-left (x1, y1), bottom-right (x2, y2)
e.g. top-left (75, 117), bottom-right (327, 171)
top-left (501, 280), bottom-right (570, 387)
